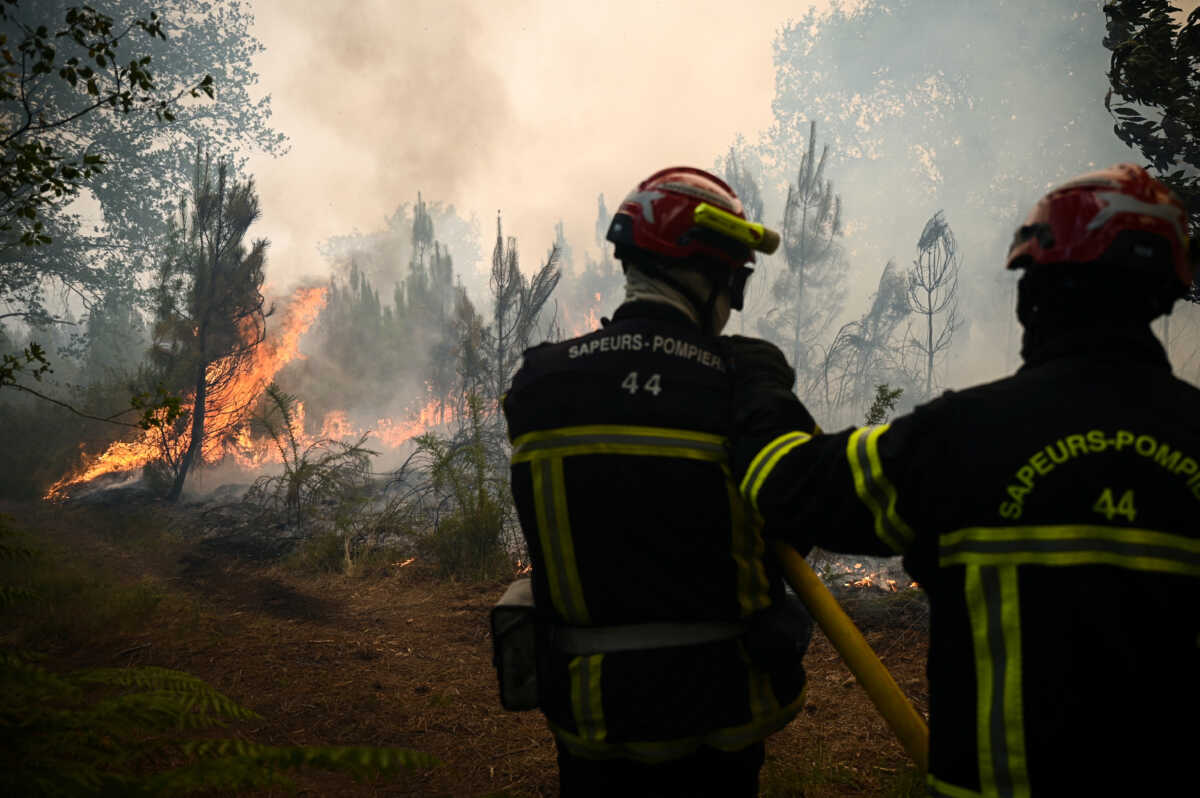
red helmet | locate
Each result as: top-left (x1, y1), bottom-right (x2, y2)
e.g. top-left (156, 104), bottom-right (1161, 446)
top-left (1005, 163), bottom-right (1192, 289)
top-left (607, 166), bottom-right (755, 270)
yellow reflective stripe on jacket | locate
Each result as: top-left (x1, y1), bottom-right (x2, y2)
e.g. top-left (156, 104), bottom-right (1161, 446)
top-left (532, 457), bottom-right (590, 624)
top-left (846, 425), bottom-right (915, 554)
top-left (569, 654), bottom-right (606, 744)
top-left (940, 525), bottom-right (1200, 576)
top-left (739, 640), bottom-right (780, 725)
top-left (548, 688), bottom-right (806, 764)
top-left (965, 565), bottom-right (1030, 798)
top-left (926, 775), bottom-right (983, 798)
top-left (512, 424), bottom-right (727, 463)
top-left (516, 424), bottom-right (770, 617)
top-left (727, 474), bottom-right (771, 615)
top-left (739, 430), bottom-right (813, 514)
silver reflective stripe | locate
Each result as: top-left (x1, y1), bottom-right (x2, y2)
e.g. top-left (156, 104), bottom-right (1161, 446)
top-left (515, 432), bottom-right (726, 458)
top-left (556, 621), bottom-right (744, 655)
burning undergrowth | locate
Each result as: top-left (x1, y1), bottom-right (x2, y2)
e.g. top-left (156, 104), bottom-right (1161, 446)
top-left (46, 285), bottom-right (463, 503)
top-left (808, 549), bottom-right (929, 633)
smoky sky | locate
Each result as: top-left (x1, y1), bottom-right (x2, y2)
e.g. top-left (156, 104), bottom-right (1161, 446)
top-left (243, 0), bottom-right (1200, 395)
top-left (244, 0), bottom-right (821, 293)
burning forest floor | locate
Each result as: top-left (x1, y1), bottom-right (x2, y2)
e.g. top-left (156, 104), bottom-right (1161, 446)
top-left (0, 500), bottom-right (929, 797)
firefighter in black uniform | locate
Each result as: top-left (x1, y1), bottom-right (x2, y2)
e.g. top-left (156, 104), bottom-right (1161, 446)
top-left (502, 167), bottom-right (815, 797)
top-left (731, 163), bottom-right (1199, 796)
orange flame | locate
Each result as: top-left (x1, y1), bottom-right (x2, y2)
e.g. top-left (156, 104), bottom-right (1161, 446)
top-left (567, 291), bottom-right (606, 337)
top-left (45, 286), bottom-right (328, 499)
top-left (46, 286), bottom-right (468, 501)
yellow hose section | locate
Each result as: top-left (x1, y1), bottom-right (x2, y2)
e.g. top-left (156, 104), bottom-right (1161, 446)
top-left (773, 541), bottom-right (930, 773)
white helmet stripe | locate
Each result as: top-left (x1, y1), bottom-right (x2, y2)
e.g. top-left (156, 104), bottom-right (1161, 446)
top-left (625, 189), bottom-right (665, 223)
top-left (1085, 191), bottom-right (1188, 246)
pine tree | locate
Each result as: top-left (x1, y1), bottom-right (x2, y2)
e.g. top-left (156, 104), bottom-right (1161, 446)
top-left (150, 151), bottom-right (269, 501)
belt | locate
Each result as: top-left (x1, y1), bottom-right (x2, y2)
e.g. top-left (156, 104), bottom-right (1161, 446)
top-left (554, 621), bottom-right (744, 655)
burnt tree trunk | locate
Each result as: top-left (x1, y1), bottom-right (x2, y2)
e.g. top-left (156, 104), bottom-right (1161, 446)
top-left (167, 356), bottom-right (207, 502)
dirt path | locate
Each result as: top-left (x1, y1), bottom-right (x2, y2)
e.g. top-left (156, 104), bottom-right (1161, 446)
top-left (3, 501), bottom-right (928, 797)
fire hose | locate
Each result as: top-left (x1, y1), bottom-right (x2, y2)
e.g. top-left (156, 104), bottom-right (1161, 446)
top-left (773, 541), bottom-right (930, 773)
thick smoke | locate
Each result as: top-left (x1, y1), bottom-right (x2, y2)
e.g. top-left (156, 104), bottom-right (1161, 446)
top-left (721, 0), bottom-right (1200, 426)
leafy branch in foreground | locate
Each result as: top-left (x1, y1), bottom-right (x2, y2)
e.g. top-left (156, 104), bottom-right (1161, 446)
top-left (1, 342), bottom-right (182, 430)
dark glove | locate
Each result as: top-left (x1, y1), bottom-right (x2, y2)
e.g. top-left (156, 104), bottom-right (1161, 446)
top-left (723, 335), bottom-right (797, 392)
top-left (721, 336), bottom-right (819, 483)
top-left (723, 336), bottom-right (817, 436)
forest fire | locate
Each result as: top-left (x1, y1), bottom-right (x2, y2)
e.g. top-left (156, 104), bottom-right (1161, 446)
top-left (565, 292), bottom-right (605, 337)
top-left (44, 285), bottom-right (457, 501)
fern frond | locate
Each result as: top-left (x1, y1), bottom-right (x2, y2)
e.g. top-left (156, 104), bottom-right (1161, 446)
top-left (181, 740), bottom-right (440, 775)
top-left (0, 541), bottom-right (38, 561)
top-left (0, 585), bottom-right (37, 607)
top-left (0, 653), bottom-right (80, 697)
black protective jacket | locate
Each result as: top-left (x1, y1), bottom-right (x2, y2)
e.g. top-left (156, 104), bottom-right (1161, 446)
top-left (737, 325), bottom-right (1200, 796)
top-left (503, 301), bottom-right (813, 762)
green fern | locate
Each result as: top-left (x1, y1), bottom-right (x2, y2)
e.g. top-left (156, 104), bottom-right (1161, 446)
top-left (0, 516), bottom-right (439, 796)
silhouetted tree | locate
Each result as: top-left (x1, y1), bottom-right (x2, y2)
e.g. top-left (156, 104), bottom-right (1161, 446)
top-left (816, 259), bottom-right (911, 420)
top-left (761, 121), bottom-right (845, 376)
top-left (907, 211), bottom-right (961, 397)
top-left (487, 212), bottom-right (560, 406)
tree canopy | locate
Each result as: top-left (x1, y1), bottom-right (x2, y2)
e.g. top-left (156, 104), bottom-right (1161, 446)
top-left (1103, 1), bottom-right (1200, 243)
top-left (0, 0), bottom-right (283, 324)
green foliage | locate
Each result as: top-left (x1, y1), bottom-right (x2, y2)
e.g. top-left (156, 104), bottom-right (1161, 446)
top-left (0, 340), bottom-right (51, 386)
top-left (0, 1), bottom-right (210, 249)
top-left (285, 531), bottom-right (353, 575)
top-left (0, 515), bottom-right (438, 796)
top-left (865, 384), bottom-right (904, 425)
top-left (0, 651), bottom-right (438, 796)
top-left (420, 490), bottom-right (510, 581)
top-left (413, 394), bottom-right (514, 580)
top-left (0, 522), bottom-right (163, 647)
top-left (246, 384), bottom-right (377, 527)
top-left (249, 386), bottom-right (420, 577)
top-left (1, 0), bottom-right (281, 325)
top-left (1103, 2), bottom-right (1200, 283)
top-left (148, 151), bottom-right (271, 501)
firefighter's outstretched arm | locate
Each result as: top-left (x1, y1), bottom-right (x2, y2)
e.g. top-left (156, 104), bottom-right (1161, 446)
top-left (724, 335), bottom-right (927, 769)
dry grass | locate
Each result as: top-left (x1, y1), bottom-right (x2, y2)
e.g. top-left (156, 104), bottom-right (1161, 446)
top-left (0, 500), bottom-right (928, 797)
